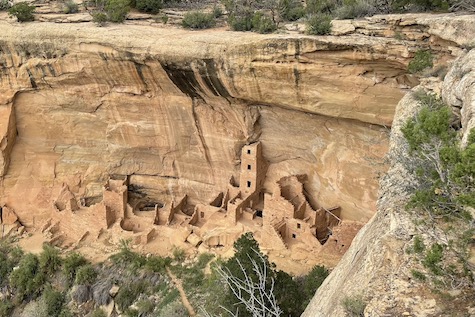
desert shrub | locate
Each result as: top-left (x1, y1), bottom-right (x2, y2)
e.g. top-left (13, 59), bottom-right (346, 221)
top-left (10, 253), bottom-right (45, 301)
top-left (43, 287), bottom-right (65, 317)
top-left (413, 235), bottom-right (425, 254)
top-left (392, 0), bottom-right (450, 11)
top-left (0, 0), bottom-right (11, 11)
top-left (105, 0), bottom-right (129, 22)
top-left (423, 243), bottom-right (444, 275)
top-left (341, 295), bottom-right (366, 317)
top-left (8, 2), bottom-right (35, 22)
top-left (145, 255), bottom-right (172, 273)
top-left (302, 265), bottom-right (329, 299)
top-left (75, 264), bottom-right (97, 285)
top-left (115, 281), bottom-right (147, 312)
top-left (92, 11), bottom-right (108, 25)
top-left (0, 242), bottom-right (23, 287)
top-left (91, 308), bottom-right (107, 317)
top-left (136, 0), bottom-right (162, 13)
top-left (0, 299), bottom-right (13, 317)
top-left (252, 11), bottom-right (277, 33)
top-left (306, 0), bottom-right (337, 14)
top-left (212, 5), bottom-right (223, 17)
top-left (411, 269), bottom-right (427, 281)
top-left (334, 0), bottom-right (377, 18)
top-left (306, 13), bottom-right (332, 35)
top-left (172, 247), bottom-right (186, 262)
top-left (39, 244), bottom-right (62, 276)
top-left (182, 11), bottom-right (216, 29)
top-left (63, 0), bottom-right (79, 13)
top-left (408, 50), bottom-right (434, 73)
top-left (401, 91), bottom-right (475, 217)
top-left (279, 0), bottom-right (305, 21)
top-left (136, 299), bottom-right (155, 314)
top-left (111, 239), bottom-right (146, 271)
top-left (63, 252), bottom-right (88, 284)
top-left (228, 11), bottom-right (253, 31)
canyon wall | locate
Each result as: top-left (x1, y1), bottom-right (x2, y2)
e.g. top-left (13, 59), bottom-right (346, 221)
top-left (0, 14), bottom-right (470, 240)
top-left (302, 38), bottom-right (475, 317)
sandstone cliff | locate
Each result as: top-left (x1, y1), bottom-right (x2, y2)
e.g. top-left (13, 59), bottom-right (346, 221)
top-left (0, 13), bottom-right (474, 272)
top-left (302, 47), bottom-right (475, 317)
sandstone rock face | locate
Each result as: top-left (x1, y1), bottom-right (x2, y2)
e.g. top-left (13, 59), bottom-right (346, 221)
top-left (0, 14), bottom-right (470, 251)
top-left (302, 49), bottom-right (475, 317)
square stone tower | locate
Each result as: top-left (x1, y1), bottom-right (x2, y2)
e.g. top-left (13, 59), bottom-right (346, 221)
top-left (239, 142), bottom-right (267, 197)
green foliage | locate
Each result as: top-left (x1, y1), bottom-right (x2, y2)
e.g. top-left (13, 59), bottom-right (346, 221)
top-left (306, 0), bottom-right (336, 14)
top-left (423, 243), bottom-right (444, 275)
top-left (39, 244), bottom-right (62, 276)
top-left (63, 252), bottom-right (88, 284)
top-left (223, 0), bottom-right (278, 33)
top-left (172, 247), bottom-right (186, 262)
top-left (105, 0), bottom-right (129, 22)
top-left (392, 0), bottom-right (449, 11)
top-left (341, 295), bottom-right (366, 317)
top-left (8, 2), bottom-right (35, 22)
top-left (411, 269), bottom-right (427, 281)
top-left (0, 0), bottom-right (12, 11)
top-left (408, 50), bottom-right (434, 73)
top-left (115, 281), bottom-right (148, 312)
top-left (111, 239), bottom-right (146, 271)
top-left (0, 299), bottom-right (13, 317)
top-left (75, 264), bottom-right (97, 285)
top-left (145, 255), bottom-right (172, 273)
top-left (413, 235), bottom-right (425, 254)
top-left (91, 308), bottom-right (108, 317)
top-left (9, 253), bottom-right (45, 301)
top-left (135, 0), bottom-right (162, 14)
top-left (306, 13), bottom-right (332, 35)
top-left (334, 0), bottom-right (377, 19)
top-left (401, 91), bottom-right (475, 217)
top-left (92, 11), bottom-right (108, 25)
top-left (278, 0), bottom-right (305, 21)
top-left (43, 286), bottom-right (66, 317)
top-left (212, 5), bottom-right (223, 18)
top-left (63, 0), bottom-right (79, 13)
top-left (252, 11), bottom-right (277, 33)
top-left (182, 11), bottom-right (216, 29)
top-left (302, 265), bottom-right (329, 300)
top-left (0, 241), bottom-right (23, 288)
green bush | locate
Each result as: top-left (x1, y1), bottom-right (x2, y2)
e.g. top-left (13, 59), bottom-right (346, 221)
top-left (411, 269), bottom-right (427, 281)
top-left (0, 299), bottom-right (13, 317)
top-left (228, 12), bottom-right (253, 31)
top-left (306, 13), bottom-right (332, 35)
top-left (75, 264), bottom-right (97, 285)
top-left (136, 0), bottom-right (162, 14)
top-left (408, 50), bottom-right (434, 73)
top-left (91, 308), bottom-right (108, 317)
top-left (92, 11), bottom-right (108, 25)
top-left (63, 252), bottom-right (88, 284)
top-left (9, 253), bottom-right (45, 301)
top-left (334, 0), bottom-right (377, 19)
top-left (0, 0), bottom-right (11, 11)
top-left (341, 295), bottom-right (366, 317)
top-left (303, 265), bottom-right (329, 299)
top-left (279, 0), bottom-right (305, 21)
top-left (306, 0), bottom-right (336, 14)
top-left (392, 0), bottom-right (449, 11)
top-left (423, 243), bottom-right (444, 275)
top-left (413, 235), bottom-right (425, 254)
top-left (63, 0), bottom-right (79, 13)
top-left (182, 11), bottom-right (216, 29)
top-left (8, 2), bottom-right (35, 22)
top-left (252, 12), bottom-right (277, 33)
top-left (145, 255), bottom-right (172, 273)
top-left (39, 244), bottom-right (62, 276)
top-left (115, 281), bottom-right (147, 312)
top-left (105, 0), bottom-right (129, 22)
top-left (43, 286), bottom-right (66, 317)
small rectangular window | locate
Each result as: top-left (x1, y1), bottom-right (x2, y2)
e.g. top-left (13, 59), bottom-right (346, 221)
top-left (247, 164), bottom-right (251, 170)
top-left (247, 149), bottom-right (251, 154)
top-left (247, 181), bottom-right (251, 188)
top-left (297, 223), bottom-right (301, 229)
top-left (292, 233), bottom-right (296, 239)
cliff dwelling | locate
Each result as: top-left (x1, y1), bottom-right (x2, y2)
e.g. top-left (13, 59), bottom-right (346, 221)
top-left (2, 141), bottom-right (360, 270)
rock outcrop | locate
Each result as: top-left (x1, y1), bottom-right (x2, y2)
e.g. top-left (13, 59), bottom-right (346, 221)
top-left (302, 48), bottom-right (475, 317)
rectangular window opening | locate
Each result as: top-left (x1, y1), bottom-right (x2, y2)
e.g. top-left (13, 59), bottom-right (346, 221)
top-left (292, 233), bottom-right (296, 239)
top-left (247, 181), bottom-right (251, 188)
top-left (247, 164), bottom-right (251, 170)
top-left (247, 149), bottom-right (251, 154)
top-left (297, 223), bottom-right (301, 229)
